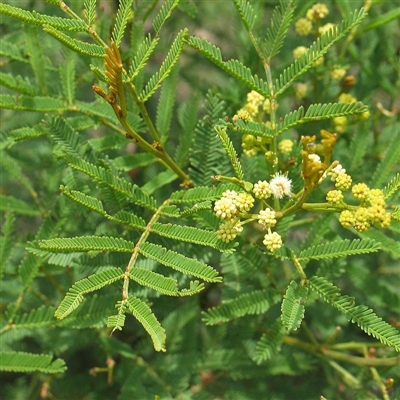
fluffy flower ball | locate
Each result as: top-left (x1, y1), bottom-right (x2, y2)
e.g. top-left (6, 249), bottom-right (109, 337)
top-left (258, 208), bottom-right (277, 228)
top-left (269, 173), bottom-right (292, 199)
top-left (263, 231), bottom-right (283, 252)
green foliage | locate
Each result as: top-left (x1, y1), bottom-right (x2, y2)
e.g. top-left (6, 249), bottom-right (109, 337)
top-left (1, 1), bottom-right (399, 399)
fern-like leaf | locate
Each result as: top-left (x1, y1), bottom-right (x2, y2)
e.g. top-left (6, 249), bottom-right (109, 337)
top-left (281, 281), bottom-right (308, 331)
top-left (141, 29), bottom-right (187, 102)
top-left (128, 34), bottom-right (160, 79)
top-left (0, 72), bottom-right (38, 96)
top-left (44, 115), bottom-right (84, 158)
top-left (0, 352), bottom-right (66, 374)
top-left (43, 25), bottom-right (105, 58)
top-left (139, 242), bottom-right (221, 283)
top-left (64, 155), bottom-right (158, 210)
top-left (215, 126), bottom-right (244, 181)
top-left (370, 126), bottom-right (400, 188)
top-left (152, 0), bottom-right (180, 36)
top-left (298, 239), bottom-right (381, 261)
top-left (0, 3), bottom-right (86, 31)
top-left (309, 276), bottom-right (400, 351)
top-left (170, 184), bottom-right (233, 204)
top-left (254, 319), bottom-right (285, 364)
top-left (150, 223), bottom-right (235, 253)
top-left (112, 0), bottom-right (133, 47)
top-left (383, 172), bottom-right (400, 200)
top-left (60, 186), bottom-right (107, 216)
top-left (0, 94), bottom-right (66, 112)
top-left (187, 36), bottom-right (269, 96)
top-left (232, 0), bottom-right (257, 31)
top-left (55, 268), bottom-right (124, 319)
top-left (24, 24), bottom-right (47, 94)
top-left (275, 9), bottom-right (367, 96)
top-left (0, 210), bottom-right (14, 278)
top-left (129, 268), bottom-right (179, 296)
top-left (126, 296), bottom-right (166, 351)
top-left (263, 0), bottom-right (294, 60)
top-left (84, 0), bottom-right (97, 25)
top-left (202, 289), bottom-right (280, 325)
top-left (37, 236), bottom-right (135, 253)
top-left (223, 119), bottom-right (274, 139)
top-left (277, 102), bottom-right (368, 135)
top-left (59, 51), bottom-right (75, 105)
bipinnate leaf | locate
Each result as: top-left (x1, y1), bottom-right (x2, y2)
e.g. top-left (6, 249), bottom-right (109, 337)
top-left (275, 9), bottom-right (366, 96)
top-left (152, 0), bottom-right (180, 35)
top-left (139, 242), bottom-right (221, 283)
top-left (43, 26), bottom-right (105, 58)
top-left (55, 268), bottom-right (124, 320)
top-left (112, 0), bottom-right (133, 47)
top-left (281, 281), bottom-right (308, 331)
top-left (0, 3), bottom-right (86, 31)
top-left (0, 352), bottom-right (66, 374)
top-left (202, 290), bottom-right (280, 325)
top-left (187, 36), bottom-right (269, 97)
top-left (309, 276), bottom-right (400, 352)
top-left (129, 268), bottom-right (179, 296)
top-left (126, 296), bottom-right (166, 352)
top-left (263, 0), bottom-right (294, 60)
top-left (140, 29), bottom-right (187, 102)
top-left (38, 236), bottom-right (135, 253)
top-left (214, 126), bottom-right (244, 181)
top-left (254, 318), bottom-right (285, 364)
top-left (298, 239), bottom-right (381, 261)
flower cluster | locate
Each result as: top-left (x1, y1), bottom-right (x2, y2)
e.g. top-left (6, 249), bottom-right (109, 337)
top-left (214, 190), bottom-right (254, 220)
top-left (214, 177), bottom-right (291, 252)
top-left (324, 166), bottom-right (392, 232)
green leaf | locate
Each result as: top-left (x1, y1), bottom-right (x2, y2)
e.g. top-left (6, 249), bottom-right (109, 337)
top-left (141, 29), bottom-right (187, 102)
top-left (24, 24), bottom-right (47, 94)
top-left (254, 319), bottom-right (285, 364)
top-left (263, 0), bottom-right (294, 60)
top-left (128, 34), bottom-right (160, 80)
top-left (189, 93), bottom-right (232, 186)
top-left (84, 0), bottom-right (97, 25)
top-left (44, 115), bottom-right (84, 158)
top-left (0, 72), bottom-right (38, 96)
top-left (281, 281), bottom-right (308, 331)
top-left (186, 36), bottom-right (269, 96)
top-left (152, 0), bottom-right (180, 36)
top-left (139, 242), bottom-right (221, 283)
top-left (64, 155), bottom-right (158, 210)
top-left (43, 25), bottom-right (105, 58)
top-left (215, 126), bottom-right (244, 181)
top-left (150, 222), bottom-right (235, 253)
top-left (0, 209), bottom-right (15, 275)
top-left (202, 290), bottom-right (280, 325)
top-left (275, 9), bottom-right (367, 96)
top-left (0, 3), bottom-right (86, 31)
top-left (0, 195), bottom-right (40, 216)
top-left (383, 172), bottom-right (400, 200)
top-left (55, 268), bottom-right (124, 319)
top-left (59, 51), bottom-right (75, 104)
top-left (309, 276), bottom-right (400, 351)
top-left (232, 0), bottom-right (257, 31)
top-left (112, 0), bottom-right (133, 47)
top-left (298, 239), bottom-right (381, 261)
top-left (0, 352), bottom-right (66, 374)
top-left (0, 94), bottom-right (66, 112)
top-left (156, 65), bottom-right (179, 142)
top-left (126, 296), bottom-right (166, 351)
top-left (129, 268), bottom-right (179, 296)
top-left (277, 102), bottom-right (368, 135)
top-left (37, 236), bottom-right (135, 253)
